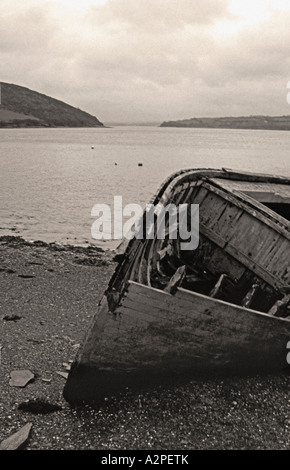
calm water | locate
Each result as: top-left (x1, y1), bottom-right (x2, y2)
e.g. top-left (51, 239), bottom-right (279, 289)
top-left (1, 126), bottom-right (290, 247)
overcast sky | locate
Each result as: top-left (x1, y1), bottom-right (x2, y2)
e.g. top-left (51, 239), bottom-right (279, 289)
top-left (1, 0), bottom-right (290, 123)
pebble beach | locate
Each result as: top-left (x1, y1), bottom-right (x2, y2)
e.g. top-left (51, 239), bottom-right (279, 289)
top-left (0, 235), bottom-right (289, 451)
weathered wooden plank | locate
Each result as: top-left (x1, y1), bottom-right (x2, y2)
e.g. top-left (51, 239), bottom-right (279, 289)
top-left (119, 300), bottom-right (175, 325)
top-left (164, 265), bottom-right (186, 294)
top-left (199, 193), bottom-right (243, 237)
top-left (226, 212), bottom-right (263, 249)
top-left (209, 170), bottom-right (290, 185)
top-left (209, 274), bottom-right (236, 301)
top-left (251, 228), bottom-right (281, 265)
top-left (137, 241), bottom-right (151, 285)
top-left (120, 285), bottom-right (195, 319)
top-left (266, 238), bottom-right (290, 274)
top-left (227, 211), bottom-right (286, 265)
top-left (210, 206), bottom-right (243, 240)
top-left (158, 241), bottom-right (174, 260)
top-left (225, 243), bottom-right (285, 290)
top-left (268, 295), bottom-right (290, 317)
top-left (256, 232), bottom-right (283, 266)
top-left (199, 223), bottom-right (227, 249)
top-left (202, 181), bottom-right (290, 240)
top-left (241, 282), bottom-right (261, 309)
top-left (233, 191), bottom-right (290, 225)
top-left (224, 212), bottom-right (290, 279)
top-left (175, 286), bottom-right (290, 325)
top-left (199, 223), bottom-right (284, 290)
top-left (249, 191), bottom-right (290, 203)
top-left (189, 185), bottom-right (209, 206)
top-left (197, 191), bottom-right (229, 227)
top-left (209, 178), bottom-right (290, 202)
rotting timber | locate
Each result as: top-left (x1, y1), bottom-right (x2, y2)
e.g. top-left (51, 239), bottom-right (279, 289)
top-left (63, 168), bottom-right (290, 405)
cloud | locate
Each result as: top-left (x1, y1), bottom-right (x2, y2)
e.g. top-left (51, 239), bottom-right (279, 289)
top-left (1, 0), bottom-right (290, 122)
top-left (87, 0), bottom-right (231, 28)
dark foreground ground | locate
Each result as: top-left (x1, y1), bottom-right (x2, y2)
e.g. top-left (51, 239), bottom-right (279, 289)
top-left (0, 236), bottom-right (289, 450)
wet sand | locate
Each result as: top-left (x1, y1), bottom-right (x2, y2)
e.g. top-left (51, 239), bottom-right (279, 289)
top-left (0, 236), bottom-right (289, 450)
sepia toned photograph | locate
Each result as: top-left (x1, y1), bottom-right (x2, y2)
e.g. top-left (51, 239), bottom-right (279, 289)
top-left (0, 0), bottom-right (289, 455)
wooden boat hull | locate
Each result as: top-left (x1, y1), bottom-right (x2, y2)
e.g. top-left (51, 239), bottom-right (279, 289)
top-left (64, 281), bottom-right (290, 404)
top-left (63, 168), bottom-right (290, 405)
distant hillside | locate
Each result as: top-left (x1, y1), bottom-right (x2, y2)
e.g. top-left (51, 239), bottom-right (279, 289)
top-left (160, 115), bottom-right (290, 131)
top-left (0, 82), bottom-right (104, 128)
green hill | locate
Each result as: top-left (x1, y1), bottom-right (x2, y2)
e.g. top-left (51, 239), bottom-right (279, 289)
top-left (160, 115), bottom-right (290, 131)
top-left (0, 82), bottom-right (104, 128)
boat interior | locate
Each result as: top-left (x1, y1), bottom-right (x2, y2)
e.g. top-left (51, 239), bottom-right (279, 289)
top-left (150, 179), bottom-right (290, 318)
top-left (110, 174), bottom-right (290, 320)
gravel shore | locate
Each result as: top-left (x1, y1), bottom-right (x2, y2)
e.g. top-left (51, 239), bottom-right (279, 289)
top-left (0, 236), bottom-right (289, 450)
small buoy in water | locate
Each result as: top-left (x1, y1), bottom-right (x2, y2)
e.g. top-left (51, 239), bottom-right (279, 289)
top-left (115, 162), bottom-right (118, 166)
top-left (91, 146), bottom-right (94, 149)
top-left (138, 163), bottom-right (143, 167)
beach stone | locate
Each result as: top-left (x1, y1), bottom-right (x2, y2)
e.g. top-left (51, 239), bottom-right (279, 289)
top-left (56, 371), bottom-right (69, 379)
top-left (0, 423), bottom-right (32, 450)
top-left (9, 370), bottom-right (35, 387)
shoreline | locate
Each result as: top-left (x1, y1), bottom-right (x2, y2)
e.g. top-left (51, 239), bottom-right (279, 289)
top-left (0, 234), bottom-right (108, 253)
top-left (0, 237), bottom-right (289, 450)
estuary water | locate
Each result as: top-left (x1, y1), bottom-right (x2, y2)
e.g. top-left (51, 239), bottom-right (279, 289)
top-left (1, 126), bottom-right (290, 247)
